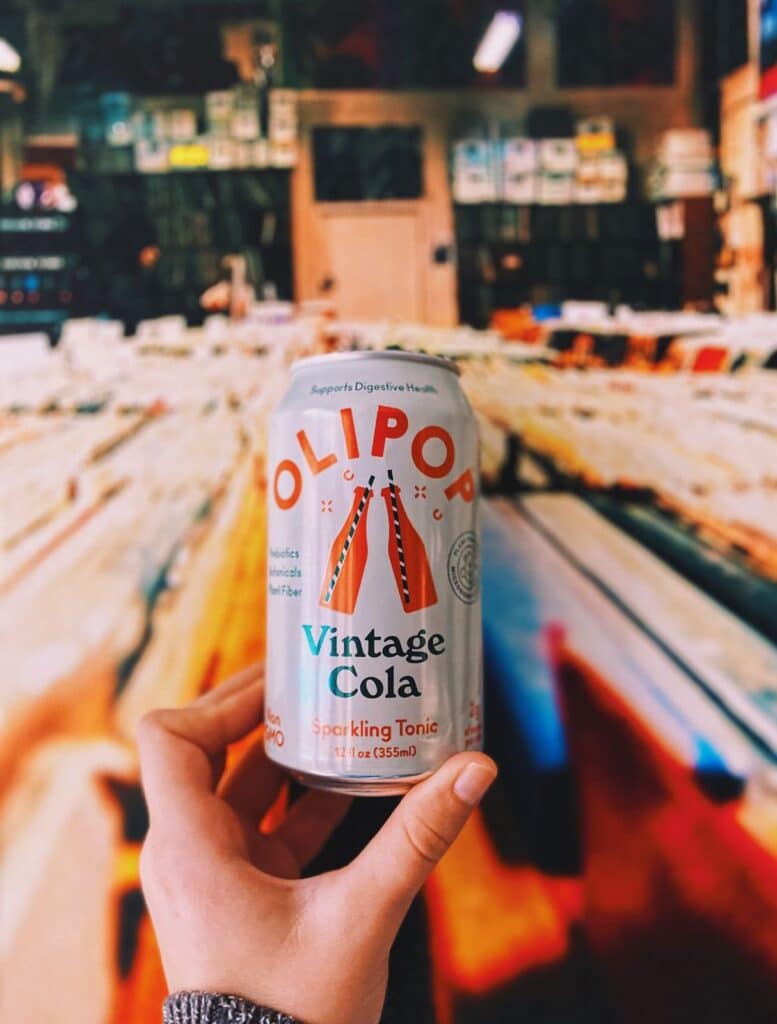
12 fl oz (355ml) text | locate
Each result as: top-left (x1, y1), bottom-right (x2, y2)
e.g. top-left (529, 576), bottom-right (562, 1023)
top-left (333, 745), bottom-right (418, 760)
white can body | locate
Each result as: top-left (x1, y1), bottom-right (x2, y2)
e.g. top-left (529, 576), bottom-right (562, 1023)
top-left (265, 351), bottom-right (482, 794)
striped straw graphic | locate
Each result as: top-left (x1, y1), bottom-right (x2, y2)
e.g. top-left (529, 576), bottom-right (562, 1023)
top-left (386, 468), bottom-right (410, 605)
top-left (322, 475), bottom-right (375, 604)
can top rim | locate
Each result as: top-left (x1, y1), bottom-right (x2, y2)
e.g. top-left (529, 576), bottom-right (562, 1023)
top-left (291, 349), bottom-right (461, 377)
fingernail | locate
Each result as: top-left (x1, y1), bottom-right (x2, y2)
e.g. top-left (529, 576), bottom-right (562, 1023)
top-left (453, 762), bottom-right (496, 806)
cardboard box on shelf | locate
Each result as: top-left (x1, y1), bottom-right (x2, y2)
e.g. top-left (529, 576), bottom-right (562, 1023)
top-left (576, 116), bottom-right (616, 155)
top-left (151, 109), bottom-right (169, 142)
top-left (502, 138), bottom-right (537, 173)
top-left (206, 90), bottom-right (235, 137)
top-left (100, 92), bottom-right (134, 148)
top-left (168, 143), bottom-right (210, 170)
top-left (720, 64), bottom-right (759, 200)
top-left (574, 183), bottom-right (604, 205)
top-left (656, 128), bottom-right (714, 163)
top-left (167, 108), bottom-right (198, 143)
top-left (233, 141), bottom-right (253, 169)
top-left (503, 171), bottom-right (537, 204)
top-left (537, 170), bottom-right (574, 205)
top-left (500, 138), bottom-right (537, 203)
top-left (207, 137), bottom-right (236, 170)
top-left (252, 139), bottom-right (270, 168)
top-left (269, 90), bottom-right (298, 166)
top-left (453, 139), bottom-right (499, 203)
top-left (231, 106), bottom-right (261, 142)
top-left (539, 139), bottom-right (579, 175)
top-left (574, 155), bottom-right (602, 203)
top-left (647, 165), bottom-right (717, 200)
top-left (648, 129), bottom-right (717, 200)
top-left (134, 138), bottom-right (169, 174)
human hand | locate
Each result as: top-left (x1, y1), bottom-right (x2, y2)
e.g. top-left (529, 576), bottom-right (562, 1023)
top-left (137, 665), bottom-right (497, 1024)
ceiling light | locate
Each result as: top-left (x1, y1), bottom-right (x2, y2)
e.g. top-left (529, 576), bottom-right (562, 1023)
top-left (473, 11), bottom-right (522, 73)
top-left (0, 38), bottom-right (21, 74)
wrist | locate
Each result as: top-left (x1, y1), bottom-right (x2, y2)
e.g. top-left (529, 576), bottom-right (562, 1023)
top-left (164, 991), bottom-right (302, 1024)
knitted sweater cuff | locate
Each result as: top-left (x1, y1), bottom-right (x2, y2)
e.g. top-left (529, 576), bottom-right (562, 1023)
top-left (163, 991), bottom-right (302, 1024)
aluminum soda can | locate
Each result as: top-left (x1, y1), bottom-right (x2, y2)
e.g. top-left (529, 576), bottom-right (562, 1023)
top-left (265, 350), bottom-right (482, 794)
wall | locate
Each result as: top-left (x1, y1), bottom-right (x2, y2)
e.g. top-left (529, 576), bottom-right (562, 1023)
top-left (291, 0), bottom-right (702, 322)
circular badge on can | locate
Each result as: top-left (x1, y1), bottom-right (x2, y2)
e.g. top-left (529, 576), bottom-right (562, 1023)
top-left (447, 531), bottom-right (480, 604)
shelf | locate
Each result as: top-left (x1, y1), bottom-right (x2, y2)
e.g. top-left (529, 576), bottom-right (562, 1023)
top-left (454, 201), bottom-right (631, 209)
top-left (0, 255), bottom-right (78, 272)
top-left (0, 310), bottom-right (68, 325)
top-left (78, 165), bottom-right (294, 179)
top-left (0, 215), bottom-right (71, 234)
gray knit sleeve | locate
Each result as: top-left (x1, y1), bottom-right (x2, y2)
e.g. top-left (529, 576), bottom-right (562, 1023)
top-left (163, 992), bottom-right (302, 1024)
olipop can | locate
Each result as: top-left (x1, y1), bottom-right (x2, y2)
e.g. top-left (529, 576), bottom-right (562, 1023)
top-left (265, 350), bottom-right (482, 794)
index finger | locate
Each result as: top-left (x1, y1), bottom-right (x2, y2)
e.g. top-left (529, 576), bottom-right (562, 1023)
top-left (137, 665), bottom-right (264, 835)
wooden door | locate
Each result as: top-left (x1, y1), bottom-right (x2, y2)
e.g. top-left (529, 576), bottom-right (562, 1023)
top-left (315, 201), bottom-right (424, 320)
top-left (291, 94), bottom-right (459, 326)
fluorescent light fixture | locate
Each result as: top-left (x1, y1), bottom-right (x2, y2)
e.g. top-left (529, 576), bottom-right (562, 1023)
top-left (473, 11), bottom-right (522, 73)
top-left (0, 38), bottom-right (21, 74)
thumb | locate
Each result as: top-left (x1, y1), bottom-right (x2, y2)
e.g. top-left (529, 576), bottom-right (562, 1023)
top-left (346, 752), bottom-right (497, 928)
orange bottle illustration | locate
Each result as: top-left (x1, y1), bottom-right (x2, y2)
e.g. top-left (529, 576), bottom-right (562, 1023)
top-left (382, 469), bottom-right (438, 613)
top-left (320, 476), bottom-right (374, 614)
